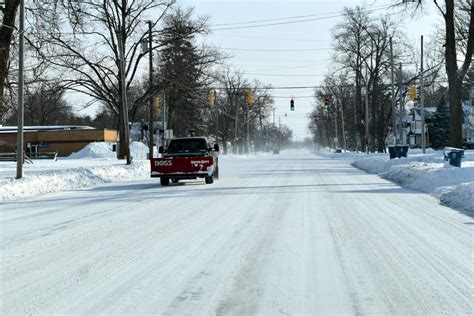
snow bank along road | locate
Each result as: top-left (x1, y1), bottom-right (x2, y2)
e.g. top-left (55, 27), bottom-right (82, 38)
top-left (1, 151), bottom-right (472, 314)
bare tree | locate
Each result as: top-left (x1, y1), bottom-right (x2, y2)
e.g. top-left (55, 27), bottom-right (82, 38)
top-left (439, 0), bottom-right (473, 147)
top-left (214, 69), bottom-right (274, 154)
top-left (27, 0), bottom-right (175, 160)
top-left (332, 6), bottom-right (372, 148)
top-left (215, 69), bottom-right (248, 154)
top-left (0, 0), bottom-right (20, 122)
top-left (331, 6), bottom-right (408, 152)
top-left (23, 82), bottom-right (73, 126)
top-left (248, 80), bottom-right (274, 152)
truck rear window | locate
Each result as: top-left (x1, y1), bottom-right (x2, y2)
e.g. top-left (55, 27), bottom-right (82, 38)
top-left (167, 139), bottom-right (208, 153)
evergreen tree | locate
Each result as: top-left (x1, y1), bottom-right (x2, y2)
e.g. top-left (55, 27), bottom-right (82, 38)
top-left (427, 96), bottom-right (450, 149)
top-left (158, 8), bottom-right (217, 137)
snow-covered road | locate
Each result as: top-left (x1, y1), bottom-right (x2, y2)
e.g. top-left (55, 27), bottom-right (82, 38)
top-left (1, 151), bottom-right (472, 314)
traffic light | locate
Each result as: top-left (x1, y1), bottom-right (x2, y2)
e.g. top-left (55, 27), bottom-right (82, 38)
top-left (208, 90), bottom-right (215, 109)
top-left (247, 88), bottom-right (254, 106)
top-left (409, 85), bottom-right (418, 101)
top-left (323, 95), bottom-right (330, 111)
top-left (153, 97), bottom-right (161, 111)
top-left (290, 98), bottom-right (295, 111)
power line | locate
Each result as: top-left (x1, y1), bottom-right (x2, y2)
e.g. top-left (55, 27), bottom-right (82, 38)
top-left (210, 85), bottom-right (319, 90)
top-left (212, 34), bottom-right (331, 43)
top-left (230, 62), bottom-right (328, 68)
top-left (247, 64), bottom-right (329, 72)
top-left (212, 15), bottom-right (342, 31)
top-left (230, 57), bottom-right (332, 63)
top-left (210, 10), bottom-right (358, 27)
top-left (237, 72), bottom-right (326, 77)
top-left (220, 47), bottom-right (331, 52)
top-left (272, 95), bottom-right (314, 98)
top-left (210, 5), bottom-right (392, 31)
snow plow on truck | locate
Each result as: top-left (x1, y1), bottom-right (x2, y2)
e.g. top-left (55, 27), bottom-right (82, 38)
top-left (150, 137), bottom-right (219, 186)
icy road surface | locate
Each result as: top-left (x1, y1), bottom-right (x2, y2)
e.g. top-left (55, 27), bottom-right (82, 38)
top-left (1, 151), bottom-right (472, 315)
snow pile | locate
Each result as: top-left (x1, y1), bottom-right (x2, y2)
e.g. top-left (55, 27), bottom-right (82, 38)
top-left (68, 142), bottom-right (117, 159)
top-left (439, 182), bottom-right (474, 212)
top-left (0, 142), bottom-right (159, 202)
top-left (130, 141), bottom-right (152, 160)
top-left (321, 149), bottom-right (474, 213)
top-left (67, 141), bottom-right (154, 160)
top-left (0, 161), bottom-right (149, 202)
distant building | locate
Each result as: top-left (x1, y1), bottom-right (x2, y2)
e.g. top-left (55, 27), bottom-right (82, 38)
top-left (0, 126), bottom-right (117, 157)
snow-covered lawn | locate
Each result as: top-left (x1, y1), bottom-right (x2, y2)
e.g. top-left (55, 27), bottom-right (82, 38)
top-left (0, 142), bottom-right (151, 201)
top-left (319, 148), bottom-right (474, 213)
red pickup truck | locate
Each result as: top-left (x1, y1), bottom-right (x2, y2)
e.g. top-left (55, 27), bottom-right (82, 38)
top-left (150, 137), bottom-right (219, 186)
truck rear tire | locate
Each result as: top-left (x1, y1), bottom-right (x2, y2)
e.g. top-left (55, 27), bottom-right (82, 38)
top-left (214, 166), bottom-right (219, 179)
top-left (205, 176), bottom-right (214, 184)
top-left (160, 177), bottom-right (170, 186)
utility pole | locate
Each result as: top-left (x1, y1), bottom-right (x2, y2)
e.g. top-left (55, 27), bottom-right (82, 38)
top-left (266, 125), bottom-right (270, 152)
top-left (273, 108), bottom-right (276, 149)
top-left (334, 99), bottom-right (338, 148)
top-left (353, 89), bottom-right (358, 151)
top-left (390, 37), bottom-right (397, 144)
top-left (147, 20), bottom-right (154, 159)
top-left (278, 116), bottom-right (281, 149)
top-left (233, 99), bottom-right (239, 154)
top-left (365, 68), bottom-right (369, 154)
top-left (420, 35), bottom-right (426, 154)
top-left (118, 0), bottom-right (131, 164)
top-left (214, 90), bottom-right (219, 145)
top-left (246, 103), bottom-right (250, 154)
top-left (16, 0), bottom-right (25, 179)
top-left (161, 91), bottom-right (166, 148)
top-left (399, 63), bottom-right (404, 144)
top-left (340, 98), bottom-right (347, 151)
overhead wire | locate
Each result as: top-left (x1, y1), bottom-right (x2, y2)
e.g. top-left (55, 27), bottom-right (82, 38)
top-left (211, 3), bottom-right (391, 26)
top-left (220, 47), bottom-right (331, 52)
top-left (212, 34), bottom-right (332, 43)
top-left (210, 6), bottom-right (387, 27)
top-left (211, 4), bottom-right (392, 31)
top-left (228, 62), bottom-right (328, 68)
top-left (233, 72), bottom-right (326, 77)
top-left (229, 57), bottom-right (332, 63)
top-left (244, 64), bottom-right (328, 72)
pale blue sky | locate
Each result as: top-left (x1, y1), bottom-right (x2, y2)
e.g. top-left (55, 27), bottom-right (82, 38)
top-left (178, 0), bottom-right (441, 139)
top-left (66, 0), bottom-right (440, 139)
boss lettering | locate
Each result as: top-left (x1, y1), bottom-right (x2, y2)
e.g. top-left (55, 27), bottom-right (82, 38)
top-left (155, 160), bottom-right (172, 167)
